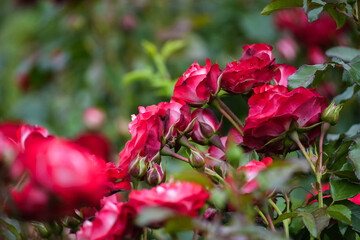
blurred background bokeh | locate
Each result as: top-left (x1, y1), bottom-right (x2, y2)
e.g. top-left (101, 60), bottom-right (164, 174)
top-left (0, 0), bottom-right (358, 161)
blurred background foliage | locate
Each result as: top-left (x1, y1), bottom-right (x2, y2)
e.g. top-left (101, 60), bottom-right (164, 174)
top-left (0, 0), bottom-right (358, 160)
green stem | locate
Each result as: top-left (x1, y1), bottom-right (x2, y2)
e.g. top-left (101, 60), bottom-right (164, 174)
top-left (289, 132), bottom-right (316, 174)
top-left (255, 206), bottom-right (269, 227)
top-left (211, 98), bottom-right (243, 136)
top-left (268, 199), bottom-right (290, 239)
top-left (161, 146), bottom-right (189, 163)
top-left (316, 123), bottom-right (329, 209)
top-left (215, 96), bottom-right (244, 128)
top-left (204, 167), bottom-right (226, 185)
top-left (142, 228), bottom-right (147, 240)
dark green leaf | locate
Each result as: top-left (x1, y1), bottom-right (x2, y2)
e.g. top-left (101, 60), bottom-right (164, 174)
top-left (327, 205), bottom-right (352, 224)
top-left (312, 208), bottom-right (331, 236)
top-left (325, 3), bottom-right (347, 29)
top-left (273, 212), bottom-right (299, 225)
top-left (298, 211), bottom-right (318, 237)
top-left (349, 138), bottom-right (360, 180)
top-left (330, 175), bottom-right (360, 201)
top-left (261, 0), bottom-right (303, 15)
top-left (326, 47), bottom-right (360, 62)
top-left (288, 63), bottom-right (334, 89)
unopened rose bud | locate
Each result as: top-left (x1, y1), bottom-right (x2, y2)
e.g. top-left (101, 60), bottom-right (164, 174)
top-left (191, 108), bottom-right (221, 144)
top-left (129, 156), bottom-right (148, 178)
top-left (321, 101), bottom-right (343, 125)
top-left (146, 163), bottom-right (165, 186)
top-left (189, 149), bottom-right (206, 168)
top-left (33, 223), bottom-right (51, 238)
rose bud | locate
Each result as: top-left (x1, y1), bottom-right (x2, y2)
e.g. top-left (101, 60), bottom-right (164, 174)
top-left (172, 59), bottom-right (221, 107)
top-left (191, 108), bottom-right (222, 145)
top-left (321, 101), bottom-right (343, 125)
top-left (307, 46), bottom-right (327, 65)
top-left (146, 163), bottom-right (165, 186)
top-left (276, 37), bottom-right (298, 61)
top-left (189, 149), bottom-right (206, 168)
top-left (82, 107), bottom-right (105, 130)
top-left (129, 155), bottom-right (148, 178)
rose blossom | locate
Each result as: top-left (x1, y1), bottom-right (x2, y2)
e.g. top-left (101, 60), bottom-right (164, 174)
top-left (9, 137), bottom-right (107, 220)
top-left (221, 43), bottom-right (276, 94)
top-left (306, 183), bottom-right (360, 205)
top-left (77, 195), bottom-right (138, 240)
top-left (226, 157), bottom-right (273, 194)
top-left (129, 181), bottom-right (210, 217)
top-left (73, 132), bottom-right (112, 162)
top-left (243, 85), bottom-right (328, 154)
top-left (172, 59), bottom-right (221, 107)
top-left (274, 64), bottom-right (297, 87)
top-left (119, 102), bottom-right (191, 172)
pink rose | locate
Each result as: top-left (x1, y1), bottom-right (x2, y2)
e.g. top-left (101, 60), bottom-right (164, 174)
top-left (243, 85), bottom-right (328, 154)
top-left (172, 59), bottom-right (221, 107)
top-left (129, 181), bottom-right (210, 217)
top-left (221, 43), bottom-right (276, 94)
top-left (276, 37), bottom-right (298, 61)
top-left (274, 64), bottom-right (297, 87)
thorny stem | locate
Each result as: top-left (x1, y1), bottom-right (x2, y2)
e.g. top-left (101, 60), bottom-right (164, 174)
top-left (211, 98), bottom-right (243, 136)
top-left (266, 212), bottom-right (276, 232)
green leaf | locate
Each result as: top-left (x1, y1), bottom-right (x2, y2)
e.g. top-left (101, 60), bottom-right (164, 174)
top-left (327, 205), bottom-right (352, 224)
top-left (312, 208), bottom-right (331, 236)
top-left (261, 0), bottom-right (303, 15)
top-left (123, 68), bottom-right (153, 85)
top-left (307, 6), bottom-right (324, 22)
top-left (325, 3), bottom-right (347, 29)
top-left (209, 188), bottom-right (228, 209)
top-left (299, 212), bottom-right (318, 237)
top-left (349, 138), bottom-right (360, 181)
top-left (161, 40), bottom-right (186, 60)
top-left (334, 85), bottom-right (360, 105)
top-left (273, 212), bottom-right (299, 225)
top-left (330, 175), bottom-right (360, 201)
top-left (326, 47), bottom-right (360, 62)
top-left (0, 219), bottom-right (21, 240)
top-left (171, 169), bottom-right (214, 189)
top-left (164, 216), bottom-right (193, 233)
top-left (287, 63), bottom-right (333, 89)
top-left (142, 40), bottom-right (158, 58)
top-left (135, 207), bottom-right (175, 226)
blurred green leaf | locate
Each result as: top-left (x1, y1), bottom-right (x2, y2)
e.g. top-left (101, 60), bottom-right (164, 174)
top-left (349, 139), bottom-right (360, 181)
top-left (288, 63), bottom-right (334, 89)
top-left (0, 219), bottom-right (21, 240)
top-left (135, 207), bottom-right (175, 227)
top-left (330, 175), bottom-right (360, 201)
top-left (161, 40), bottom-right (186, 60)
top-left (164, 216), bottom-right (193, 233)
top-left (261, 0), bottom-right (303, 15)
top-left (142, 40), bottom-right (158, 58)
top-left (209, 188), bottom-right (228, 209)
top-left (171, 169), bottom-right (214, 189)
top-left (123, 68), bottom-right (153, 85)
top-left (307, 6), bottom-right (324, 22)
top-left (327, 205), bottom-right (352, 224)
top-left (326, 47), bottom-right (360, 62)
top-left (273, 212), bottom-right (299, 225)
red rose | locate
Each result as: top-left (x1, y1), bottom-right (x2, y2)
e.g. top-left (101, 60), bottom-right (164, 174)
top-left (73, 132), bottom-right (112, 162)
top-left (119, 102), bottom-right (191, 172)
top-left (243, 85), bottom-right (328, 154)
top-left (274, 8), bottom-right (342, 47)
top-left (172, 59), bottom-right (221, 107)
top-left (10, 137), bottom-right (107, 220)
top-left (274, 64), bottom-right (297, 87)
top-left (221, 43), bottom-right (276, 94)
top-left (77, 195), bottom-right (138, 240)
top-left (191, 108), bottom-right (221, 144)
top-left (129, 181), bottom-right (210, 217)
top-left (226, 157), bottom-right (272, 194)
